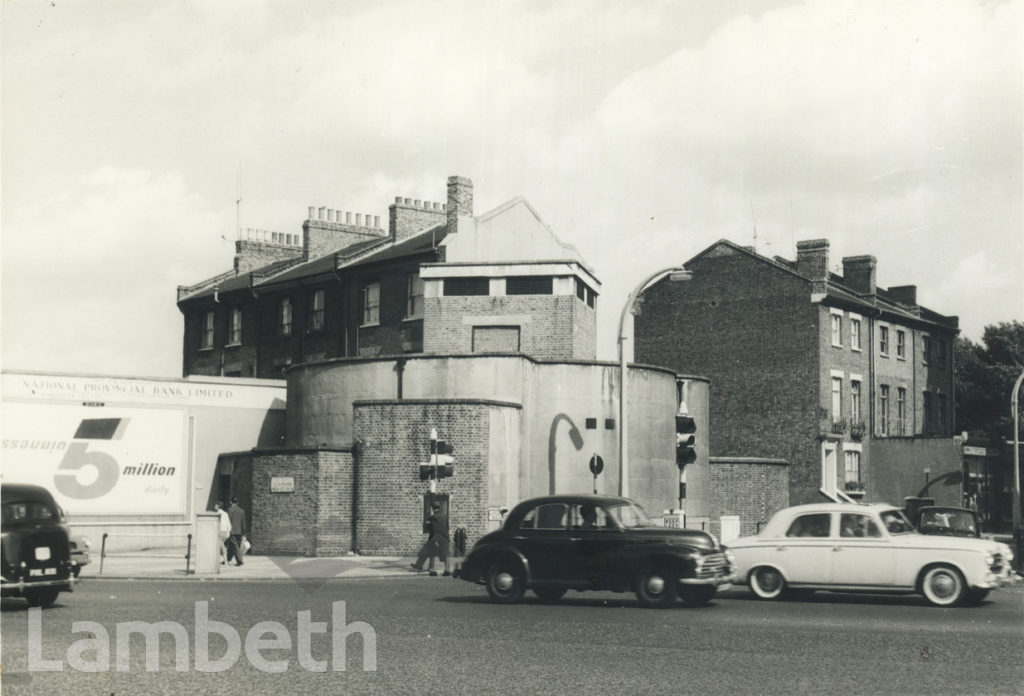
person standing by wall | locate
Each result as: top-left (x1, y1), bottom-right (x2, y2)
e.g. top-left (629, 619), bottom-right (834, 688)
top-left (214, 501), bottom-right (231, 566)
top-left (411, 500), bottom-right (450, 576)
top-left (226, 497), bottom-right (247, 566)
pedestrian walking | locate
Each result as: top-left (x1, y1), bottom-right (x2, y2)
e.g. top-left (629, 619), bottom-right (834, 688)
top-left (226, 497), bottom-right (247, 566)
top-left (411, 500), bottom-right (450, 576)
top-left (214, 501), bottom-right (231, 565)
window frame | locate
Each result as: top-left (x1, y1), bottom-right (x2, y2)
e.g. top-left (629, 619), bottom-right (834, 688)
top-left (831, 376), bottom-right (843, 422)
top-left (879, 325), bottom-right (890, 357)
top-left (201, 310), bottom-right (215, 350)
top-left (897, 387), bottom-right (907, 436)
top-left (279, 297), bottom-right (293, 337)
top-left (443, 277), bottom-right (490, 297)
top-left (505, 275), bottom-right (554, 296)
top-left (362, 282), bottom-right (380, 326)
top-left (850, 380), bottom-right (862, 422)
top-left (831, 313), bottom-right (843, 347)
top-left (850, 318), bottom-right (862, 351)
top-left (896, 330), bottom-right (906, 359)
top-left (406, 273), bottom-right (424, 319)
top-left (879, 384), bottom-right (890, 436)
top-left (227, 307), bottom-right (242, 346)
top-left (309, 289), bottom-right (325, 333)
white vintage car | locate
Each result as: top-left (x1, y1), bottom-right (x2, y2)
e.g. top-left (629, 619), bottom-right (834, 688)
top-left (727, 503), bottom-right (1014, 607)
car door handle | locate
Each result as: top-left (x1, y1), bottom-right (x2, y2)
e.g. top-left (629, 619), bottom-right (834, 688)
top-left (569, 537), bottom-right (583, 542)
top-left (833, 546), bottom-right (842, 552)
top-left (776, 546), bottom-right (787, 551)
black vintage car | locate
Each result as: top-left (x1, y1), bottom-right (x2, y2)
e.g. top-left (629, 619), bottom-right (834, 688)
top-left (454, 495), bottom-right (736, 607)
top-left (1, 483), bottom-right (76, 607)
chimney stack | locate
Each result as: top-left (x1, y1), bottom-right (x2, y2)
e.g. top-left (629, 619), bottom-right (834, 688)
top-left (842, 255), bottom-right (877, 296)
top-left (447, 176), bottom-right (474, 236)
top-left (796, 239), bottom-right (830, 281)
top-left (888, 285), bottom-right (918, 306)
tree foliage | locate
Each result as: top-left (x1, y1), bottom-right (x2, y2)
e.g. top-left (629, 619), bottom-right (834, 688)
top-left (954, 321), bottom-right (1024, 440)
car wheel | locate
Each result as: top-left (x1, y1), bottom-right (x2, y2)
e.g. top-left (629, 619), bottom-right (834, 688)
top-left (635, 564), bottom-right (678, 608)
top-left (680, 586), bottom-right (715, 607)
top-left (533, 587), bottom-right (567, 603)
top-left (920, 565), bottom-right (966, 607)
top-left (486, 558), bottom-right (525, 604)
top-left (749, 566), bottom-right (786, 600)
top-left (25, 589), bottom-right (60, 608)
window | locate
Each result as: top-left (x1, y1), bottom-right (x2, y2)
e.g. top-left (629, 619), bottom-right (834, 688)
top-left (831, 313), bottom-right (843, 347)
top-left (937, 394), bottom-right (947, 434)
top-left (840, 513), bottom-right (881, 538)
top-left (443, 277), bottom-right (489, 296)
top-left (575, 278), bottom-right (586, 301)
top-left (506, 275), bottom-right (553, 295)
top-left (406, 273), bottom-right (424, 318)
top-left (201, 311), bottom-right (215, 349)
top-left (587, 287), bottom-right (597, 309)
top-left (936, 340), bottom-right (946, 368)
top-left (362, 282), bottom-right (380, 325)
top-left (786, 513), bottom-right (831, 538)
top-left (571, 503), bottom-right (610, 530)
top-left (519, 503), bottom-right (568, 530)
top-left (879, 384), bottom-right (890, 436)
top-left (850, 318), bottom-right (862, 350)
top-left (850, 380), bottom-right (861, 422)
top-left (279, 298), bottom-right (293, 336)
top-left (923, 391), bottom-right (933, 434)
top-left (228, 307), bottom-right (242, 345)
top-left (897, 388), bottom-right (907, 436)
top-left (922, 336), bottom-right (931, 364)
top-left (844, 451), bottom-right (861, 484)
top-left (896, 330), bottom-right (906, 359)
top-left (831, 377), bottom-right (843, 421)
top-left (879, 326), bottom-right (889, 356)
top-left (309, 289), bottom-right (325, 332)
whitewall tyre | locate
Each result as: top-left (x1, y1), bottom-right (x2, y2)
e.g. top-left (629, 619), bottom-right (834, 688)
top-left (921, 566), bottom-right (966, 607)
top-left (749, 566), bottom-right (785, 600)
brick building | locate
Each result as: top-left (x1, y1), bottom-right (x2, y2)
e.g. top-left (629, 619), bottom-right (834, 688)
top-left (635, 238), bottom-right (961, 511)
top-left (179, 176), bottom-right (753, 555)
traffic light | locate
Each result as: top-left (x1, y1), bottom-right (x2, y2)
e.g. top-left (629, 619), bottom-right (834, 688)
top-left (675, 415), bottom-right (696, 469)
top-left (435, 440), bottom-right (455, 478)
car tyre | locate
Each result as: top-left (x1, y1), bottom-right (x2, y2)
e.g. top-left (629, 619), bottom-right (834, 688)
top-left (533, 587), bottom-right (567, 603)
top-left (749, 566), bottom-right (786, 600)
top-left (679, 586), bottom-right (715, 607)
top-left (920, 565), bottom-right (966, 607)
top-left (486, 558), bottom-right (525, 604)
top-left (635, 564), bottom-right (678, 608)
top-left (25, 589), bottom-right (60, 608)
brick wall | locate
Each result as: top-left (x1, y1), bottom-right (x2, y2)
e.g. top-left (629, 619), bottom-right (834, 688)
top-left (234, 240), bottom-right (302, 274)
top-left (352, 400), bottom-right (500, 555)
top-left (708, 457), bottom-right (789, 537)
top-left (243, 449), bottom-right (355, 555)
top-left (423, 294), bottom-right (587, 360)
top-left (635, 248), bottom-right (822, 505)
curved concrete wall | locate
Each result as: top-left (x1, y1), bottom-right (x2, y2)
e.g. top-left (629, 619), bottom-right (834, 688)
top-left (286, 354), bottom-right (700, 514)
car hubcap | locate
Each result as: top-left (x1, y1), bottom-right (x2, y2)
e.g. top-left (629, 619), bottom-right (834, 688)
top-left (495, 571), bottom-right (514, 591)
top-left (646, 575), bottom-right (665, 595)
top-left (930, 573), bottom-right (955, 599)
top-left (759, 570), bottom-right (779, 592)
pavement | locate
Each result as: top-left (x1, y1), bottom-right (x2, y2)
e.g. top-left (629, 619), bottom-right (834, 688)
top-left (85, 552), bottom-right (454, 581)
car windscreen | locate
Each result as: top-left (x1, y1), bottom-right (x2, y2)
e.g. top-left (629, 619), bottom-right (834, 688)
top-left (3, 500), bottom-right (58, 524)
top-left (605, 501), bottom-right (655, 528)
top-left (879, 509), bottom-right (915, 534)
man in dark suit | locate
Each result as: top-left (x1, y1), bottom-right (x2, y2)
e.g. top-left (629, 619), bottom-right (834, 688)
top-left (411, 500), bottom-right (450, 576)
top-left (226, 497), bottom-right (247, 566)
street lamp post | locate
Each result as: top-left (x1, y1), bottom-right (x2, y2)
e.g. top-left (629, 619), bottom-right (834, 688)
top-left (1011, 369), bottom-right (1023, 534)
top-left (617, 266), bottom-right (692, 497)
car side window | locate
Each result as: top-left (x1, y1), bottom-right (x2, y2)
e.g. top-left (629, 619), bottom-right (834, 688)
top-left (571, 504), bottom-right (609, 530)
top-left (520, 503), bottom-right (568, 530)
top-left (785, 513), bottom-right (831, 538)
top-left (839, 513), bottom-right (882, 538)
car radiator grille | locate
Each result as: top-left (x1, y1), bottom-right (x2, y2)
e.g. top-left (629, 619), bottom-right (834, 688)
top-left (990, 553), bottom-right (1005, 573)
top-left (697, 553), bottom-right (728, 579)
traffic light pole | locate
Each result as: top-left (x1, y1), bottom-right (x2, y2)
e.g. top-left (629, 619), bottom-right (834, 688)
top-left (616, 266), bottom-right (691, 498)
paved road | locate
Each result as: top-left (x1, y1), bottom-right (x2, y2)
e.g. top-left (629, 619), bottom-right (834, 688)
top-left (2, 578), bottom-right (1021, 695)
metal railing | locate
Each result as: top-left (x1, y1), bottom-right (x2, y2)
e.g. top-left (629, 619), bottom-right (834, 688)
top-left (98, 532), bottom-right (193, 575)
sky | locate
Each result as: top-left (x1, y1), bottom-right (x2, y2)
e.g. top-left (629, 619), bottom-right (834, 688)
top-left (2, 0), bottom-right (1021, 378)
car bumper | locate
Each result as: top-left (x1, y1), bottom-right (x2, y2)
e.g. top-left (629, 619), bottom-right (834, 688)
top-left (679, 569), bottom-right (738, 587)
top-left (1, 576), bottom-right (76, 595)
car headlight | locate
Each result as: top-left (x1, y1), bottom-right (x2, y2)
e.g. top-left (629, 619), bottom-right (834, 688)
top-left (724, 549), bottom-right (736, 565)
top-left (984, 553), bottom-right (995, 566)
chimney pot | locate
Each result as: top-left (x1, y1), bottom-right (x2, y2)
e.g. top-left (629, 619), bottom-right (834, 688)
top-left (308, 206), bottom-right (316, 219)
top-left (355, 213), bottom-right (362, 226)
top-left (404, 197), bottom-right (412, 205)
top-left (395, 196), bottom-right (403, 204)
top-left (318, 206), bottom-right (326, 220)
top-left (346, 212), bottom-right (352, 224)
top-left (374, 215), bottom-right (380, 228)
